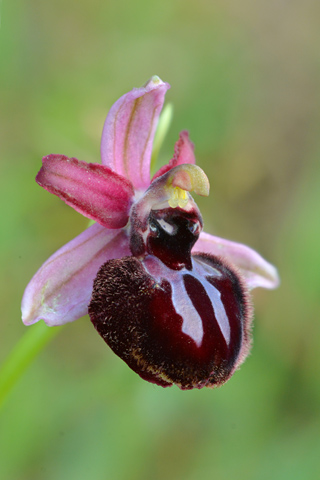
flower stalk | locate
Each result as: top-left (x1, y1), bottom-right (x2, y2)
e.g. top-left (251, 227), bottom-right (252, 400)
top-left (0, 323), bottom-right (63, 409)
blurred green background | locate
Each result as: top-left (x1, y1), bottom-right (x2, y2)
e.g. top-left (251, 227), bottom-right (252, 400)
top-left (1, 0), bottom-right (320, 479)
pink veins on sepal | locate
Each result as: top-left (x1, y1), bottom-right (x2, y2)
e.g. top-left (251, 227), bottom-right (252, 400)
top-left (100, 76), bottom-right (170, 191)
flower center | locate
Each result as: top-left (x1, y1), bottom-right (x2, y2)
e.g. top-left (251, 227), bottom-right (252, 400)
top-left (129, 164), bottom-right (209, 267)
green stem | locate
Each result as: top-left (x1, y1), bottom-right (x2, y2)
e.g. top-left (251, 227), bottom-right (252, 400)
top-left (0, 322), bottom-right (63, 409)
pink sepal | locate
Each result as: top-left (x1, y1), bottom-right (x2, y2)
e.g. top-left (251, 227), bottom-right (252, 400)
top-left (21, 224), bottom-right (131, 326)
top-left (193, 232), bottom-right (280, 290)
top-left (37, 155), bottom-right (134, 228)
top-left (100, 76), bottom-right (170, 191)
top-left (152, 130), bottom-right (196, 181)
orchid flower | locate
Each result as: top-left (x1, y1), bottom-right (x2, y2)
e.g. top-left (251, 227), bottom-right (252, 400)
top-left (21, 76), bottom-right (279, 390)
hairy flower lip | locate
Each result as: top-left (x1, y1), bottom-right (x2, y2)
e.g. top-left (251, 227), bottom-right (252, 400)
top-left (89, 252), bottom-right (252, 389)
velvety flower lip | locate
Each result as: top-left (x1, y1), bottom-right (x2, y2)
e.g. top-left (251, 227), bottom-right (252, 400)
top-left (22, 75), bottom-right (279, 331)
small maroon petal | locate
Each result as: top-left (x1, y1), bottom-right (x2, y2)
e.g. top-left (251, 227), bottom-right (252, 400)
top-left (89, 253), bottom-right (252, 390)
top-left (152, 131), bottom-right (196, 181)
top-left (36, 154), bottom-right (134, 228)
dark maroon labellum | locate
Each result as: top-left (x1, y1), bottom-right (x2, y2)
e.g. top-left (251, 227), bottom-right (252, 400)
top-left (89, 202), bottom-right (252, 389)
top-left (89, 253), bottom-right (251, 390)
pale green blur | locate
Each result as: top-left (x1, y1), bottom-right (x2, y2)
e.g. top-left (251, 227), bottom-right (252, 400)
top-left (1, 0), bottom-right (320, 479)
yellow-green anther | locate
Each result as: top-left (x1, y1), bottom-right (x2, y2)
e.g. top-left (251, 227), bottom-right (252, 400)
top-left (169, 164), bottom-right (210, 197)
top-left (167, 187), bottom-right (189, 208)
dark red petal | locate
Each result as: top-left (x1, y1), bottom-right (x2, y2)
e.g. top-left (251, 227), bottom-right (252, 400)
top-left (36, 155), bottom-right (134, 229)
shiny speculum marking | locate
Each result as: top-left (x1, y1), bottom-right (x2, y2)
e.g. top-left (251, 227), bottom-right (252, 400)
top-left (142, 256), bottom-right (230, 347)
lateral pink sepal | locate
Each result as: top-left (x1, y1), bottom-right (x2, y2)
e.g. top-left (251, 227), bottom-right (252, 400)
top-left (36, 155), bottom-right (134, 228)
top-left (193, 232), bottom-right (280, 290)
top-left (100, 76), bottom-right (170, 190)
top-left (21, 224), bottom-right (131, 326)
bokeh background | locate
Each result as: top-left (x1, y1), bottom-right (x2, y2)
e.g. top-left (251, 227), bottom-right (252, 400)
top-left (1, 0), bottom-right (320, 479)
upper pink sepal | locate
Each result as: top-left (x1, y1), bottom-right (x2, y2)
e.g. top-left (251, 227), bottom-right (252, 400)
top-left (36, 155), bottom-right (134, 229)
top-left (100, 76), bottom-right (170, 191)
top-left (193, 232), bottom-right (280, 290)
top-left (21, 224), bottom-right (131, 326)
top-left (152, 130), bottom-right (196, 181)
